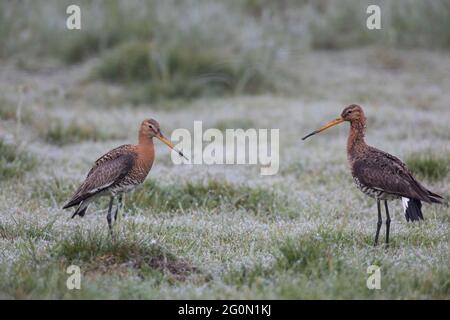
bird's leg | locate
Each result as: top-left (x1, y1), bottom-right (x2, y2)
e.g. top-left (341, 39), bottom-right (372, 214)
top-left (384, 200), bottom-right (391, 245)
top-left (107, 196), bottom-right (114, 235)
top-left (374, 199), bottom-right (382, 246)
top-left (114, 194), bottom-right (123, 222)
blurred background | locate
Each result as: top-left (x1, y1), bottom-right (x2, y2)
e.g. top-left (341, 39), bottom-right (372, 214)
top-left (1, 0), bottom-right (450, 142)
top-left (1, 0), bottom-right (450, 102)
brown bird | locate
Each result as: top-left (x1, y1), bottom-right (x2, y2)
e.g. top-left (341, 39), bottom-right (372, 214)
top-left (63, 119), bottom-right (187, 233)
top-left (302, 104), bottom-right (443, 245)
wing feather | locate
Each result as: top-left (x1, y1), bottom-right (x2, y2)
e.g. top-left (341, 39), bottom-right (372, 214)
top-left (87, 144), bottom-right (133, 178)
top-left (352, 147), bottom-right (432, 202)
top-left (64, 151), bottom-right (135, 208)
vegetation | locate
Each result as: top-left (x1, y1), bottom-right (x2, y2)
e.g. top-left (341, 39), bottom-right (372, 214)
top-left (39, 120), bottom-right (126, 146)
top-left (0, 96), bottom-right (17, 121)
top-left (0, 0), bottom-right (449, 300)
top-left (214, 118), bottom-right (257, 132)
top-left (406, 152), bottom-right (450, 182)
top-left (53, 230), bottom-right (196, 280)
top-left (0, 140), bottom-right (36, 180)
top-left (92, 41), bottom-right (276, 101)
top-left (128, 179), bottom-right (296, 217)
top-left (2, 1), bottom-right (450, 101)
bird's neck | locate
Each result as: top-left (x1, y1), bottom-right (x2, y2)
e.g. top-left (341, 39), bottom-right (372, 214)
top-left (347, 120), bottom-right (367, 161)
top-left (138, 131), bottom-right (154, 146)
top-left (137, 133), bottom-right (155, 168)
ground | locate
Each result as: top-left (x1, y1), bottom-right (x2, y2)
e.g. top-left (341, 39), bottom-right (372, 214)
top-left (0, 47), bottom-right (449, 299)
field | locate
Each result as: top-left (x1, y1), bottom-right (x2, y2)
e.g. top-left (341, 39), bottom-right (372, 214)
top-left (0, 0), bottom-right (449, 299)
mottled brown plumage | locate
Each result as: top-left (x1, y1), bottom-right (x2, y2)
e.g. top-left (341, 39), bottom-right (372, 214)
top-left (63, 118), bottom-right (186, 233)
top-left (303, 104), bottom-right (443, 245)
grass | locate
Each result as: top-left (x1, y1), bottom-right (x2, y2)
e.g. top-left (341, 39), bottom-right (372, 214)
top-left (0, 0), bottom-right (154, 63)
top-left (30, 177), bottom-right (76, 208)
top-left (0, 227), bottom-right (198, 299)
top-left (54, 8), bottom-right (153, 65)
top-left (0, 94), bottom-right (33, 124)
top-left (405, 152), bottom-right (450, 182)
top-left (0, 1), bottom-right (449, 300)
top-left (38, 120), bottom-right (125, 146)
top-left (389, 0), bottom-right (450, 49)
top-left (0, 96), bottom-right (17, 121)
top-left (309, 0), bottom-right (375, 50)
top-left (214, 118), bottom-right (257, 132)
top-left (128, 179), bottom-right (296, 218)
top-left (3, 1), bottom-right (450, 63)
top-left (0, 140), bottom-right (36, 180)
top-left (53, 230), bottom-right (197, 281)
top-left (3, 0), bottom-right (450, 103)
top-left (223, 226), bottom-right (450, 298)
top-left (0, 219), bottom-right (56, 241)
top-left (29, 177), bottom-right (297, 218)
top-left (93, 41), bottom-right (276, 102)
top-left (1, 1), bottom-right (282, 101)
top-left (92, 42), bottom-right (153, 83)
top-left (308, 0), bottom-right (450, 50)
top-left (1, 52), bottom-right (449, 298)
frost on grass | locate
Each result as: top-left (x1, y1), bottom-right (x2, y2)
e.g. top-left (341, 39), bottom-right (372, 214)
top-left (405, 151), bottom-right (450, 182)
top-left (127, 178), bottom-right (299, 218)
top-left (54, 230), bottom-right (198, 281)
top-left (0, 40), bottom-right (449, 298)
top-left (0, 140), bottom-right (36, 180)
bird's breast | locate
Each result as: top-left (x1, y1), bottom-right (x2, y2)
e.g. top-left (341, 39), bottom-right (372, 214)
top-left (131, 157), bottom-right (154, 183)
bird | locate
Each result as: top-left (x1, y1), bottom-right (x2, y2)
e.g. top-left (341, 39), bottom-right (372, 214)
top-left (302, 104), bottom-right (444, 245)
top-left (63, 118), bottom-right (187, 234)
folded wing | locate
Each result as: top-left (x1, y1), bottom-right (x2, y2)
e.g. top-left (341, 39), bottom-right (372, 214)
top-left (63, 152), bottom-right (136, 209)
top-left (353, 148), bottom-right (443, 204)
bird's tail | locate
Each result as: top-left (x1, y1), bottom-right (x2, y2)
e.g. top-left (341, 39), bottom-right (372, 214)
top-left (71, 201), bottom-right (90, 218)
top-left (402, 197), bottom-right (423, 222)
top-left (426, 190), bottom-right (444, 204)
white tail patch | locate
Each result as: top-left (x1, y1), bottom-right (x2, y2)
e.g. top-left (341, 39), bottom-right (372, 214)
top-left (402, 197), bottom-right (409, 212)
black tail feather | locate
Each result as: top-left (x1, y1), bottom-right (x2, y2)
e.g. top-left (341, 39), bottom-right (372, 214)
top-left (403, 198), bottom-right (423, 222)
top-left (71, 202), bottom-right (89, 218)
top-left (63, 200), bottom-right (78, 209)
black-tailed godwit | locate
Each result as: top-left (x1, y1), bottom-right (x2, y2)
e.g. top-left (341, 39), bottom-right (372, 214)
top-left (63, 119), bottom-right (186, 233)
top-left (302, 104), bottom-right (443, 245)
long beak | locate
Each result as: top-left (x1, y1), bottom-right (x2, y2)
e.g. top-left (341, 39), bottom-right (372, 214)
top-left (156, 133), bottom-right (189, 160)
top-left (302, 116), bottom-right (344, 140)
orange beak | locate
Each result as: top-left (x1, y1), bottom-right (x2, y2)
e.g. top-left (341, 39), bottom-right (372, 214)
top-left (156, 132), bottom-right (189, 160)
top-left (302, 116), bottom-right (344, 140)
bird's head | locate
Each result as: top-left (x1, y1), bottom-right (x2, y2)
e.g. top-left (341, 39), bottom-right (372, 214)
top-left (341, 104), bottom-right (365, 123)
top-left (302, 104), bottom-right (365, 140)
top-left (140, 119), bottom-right (188, 160)
top-left (141, 118), bottom-right (161, 138)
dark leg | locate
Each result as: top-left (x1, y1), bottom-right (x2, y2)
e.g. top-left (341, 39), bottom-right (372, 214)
top-left (384, 201), bottom-right (391, 245)
top-left (374, 199), bottom-right (382, 246)
top-left (114, 194), bottom-right (123, 222)
top-left (107, 196), bottom-right (114, 235)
